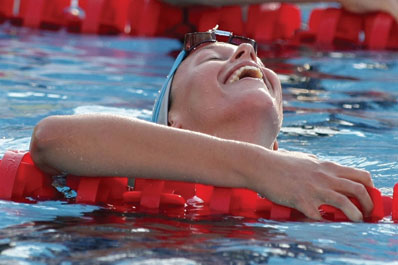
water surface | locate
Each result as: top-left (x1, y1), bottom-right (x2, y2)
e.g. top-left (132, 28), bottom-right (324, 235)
top-left (0, 20), bottom-right (397, 264)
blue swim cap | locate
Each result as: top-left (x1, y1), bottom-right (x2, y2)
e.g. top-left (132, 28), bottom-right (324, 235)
top-left (152, 50), bottom-right (187, 125)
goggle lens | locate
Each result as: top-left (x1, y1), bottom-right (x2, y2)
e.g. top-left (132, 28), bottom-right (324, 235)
top-left (229, 36), bottom-right (257, 53)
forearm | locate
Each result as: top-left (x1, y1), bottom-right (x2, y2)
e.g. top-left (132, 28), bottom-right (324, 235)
top-left (29, 114), bottom-right (258, 188)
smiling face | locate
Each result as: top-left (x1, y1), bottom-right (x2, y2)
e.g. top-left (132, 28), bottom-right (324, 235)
top-left (168, 42), bottom-right (283, 149)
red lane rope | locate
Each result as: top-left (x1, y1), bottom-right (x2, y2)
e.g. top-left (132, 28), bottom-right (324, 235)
top-left (0, 151), bottom-right (396, 222)
top-left (1, 0), bottom-right (396, 49)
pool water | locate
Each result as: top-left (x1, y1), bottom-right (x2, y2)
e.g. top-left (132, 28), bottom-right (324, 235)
top-left (1, 12), bottom-right (398, 265)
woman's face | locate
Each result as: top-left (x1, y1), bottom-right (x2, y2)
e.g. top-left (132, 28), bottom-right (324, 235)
top-left (169, 42), bottom-right (283, 148)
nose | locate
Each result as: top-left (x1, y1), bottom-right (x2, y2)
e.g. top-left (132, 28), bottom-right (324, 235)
top-left (230, 43), bottom-right (257, 62)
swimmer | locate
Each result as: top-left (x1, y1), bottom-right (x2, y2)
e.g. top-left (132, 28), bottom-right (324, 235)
top-left (29, 28), bottom-right (374, 222)
top-left (162, 0), bottom-right (398, 22)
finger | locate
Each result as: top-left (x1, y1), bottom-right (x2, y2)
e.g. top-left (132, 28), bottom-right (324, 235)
top-left (333, 178), bottom-right (374, 217)
top-left (295, 200), bottom-right (322, 221)
top-left (325, 162), bottom-right (373, 187)
top-left (322, 190), bottom-right (363, 222)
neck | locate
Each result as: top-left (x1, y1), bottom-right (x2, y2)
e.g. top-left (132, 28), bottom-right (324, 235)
top-left (199, 116), bottom-right (279, 149)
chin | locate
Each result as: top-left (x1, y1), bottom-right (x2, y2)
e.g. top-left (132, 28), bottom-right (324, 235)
top-left (228, 92), bottom-right (281, 137)
top-left (236, 88), bottom-right (278, 114)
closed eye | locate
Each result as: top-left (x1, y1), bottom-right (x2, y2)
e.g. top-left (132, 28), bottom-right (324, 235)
top-left (198, 56), bottom-right (225, 65)
top-left (193, 45), bottom-right (232, 64)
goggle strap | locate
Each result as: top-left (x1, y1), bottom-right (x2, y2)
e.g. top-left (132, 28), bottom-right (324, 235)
top-left (213, 29), bottom-right (233, 37)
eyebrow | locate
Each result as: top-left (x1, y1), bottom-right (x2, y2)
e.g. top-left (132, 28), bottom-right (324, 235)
top-left (190, 43), bottom-right (218, 56)
top-left (199, 43), bottom-right (218, 51)
top-left (192, 43), bottom-right (234, 58)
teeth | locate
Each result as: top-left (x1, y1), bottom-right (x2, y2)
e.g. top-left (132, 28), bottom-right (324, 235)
top-left (228, 66), bottom-right (263, 84)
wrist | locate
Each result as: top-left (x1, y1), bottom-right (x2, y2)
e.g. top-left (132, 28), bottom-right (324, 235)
top-left (222, 140), bottom-right (270, 192)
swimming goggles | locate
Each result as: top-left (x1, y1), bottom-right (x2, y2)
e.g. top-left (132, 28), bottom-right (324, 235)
top-left (184, 29), bottom-right (258, 54)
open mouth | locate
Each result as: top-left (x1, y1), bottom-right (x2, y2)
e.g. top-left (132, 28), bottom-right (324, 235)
top-left (226, 65), bottom-right (264, 84)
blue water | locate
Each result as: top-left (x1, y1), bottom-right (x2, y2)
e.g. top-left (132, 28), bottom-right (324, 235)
top-left (1, 13), bottom-right (398, 264)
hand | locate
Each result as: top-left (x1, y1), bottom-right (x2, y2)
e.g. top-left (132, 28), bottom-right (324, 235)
top-left (245, 148), bottom-right (374, 222)
top-left (339, 0), bottom-right (398, 22)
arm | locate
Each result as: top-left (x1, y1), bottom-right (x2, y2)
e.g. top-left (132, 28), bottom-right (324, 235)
top-left (30, 114), bottom-right (373, 221)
